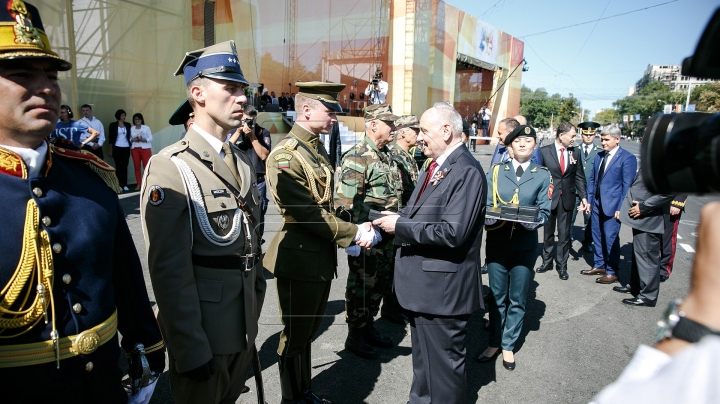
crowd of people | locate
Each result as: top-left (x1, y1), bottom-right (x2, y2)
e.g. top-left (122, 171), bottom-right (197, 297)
top-left (0, 2), bottom-right (711, 404)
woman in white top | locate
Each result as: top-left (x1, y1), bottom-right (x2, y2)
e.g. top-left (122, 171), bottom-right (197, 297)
top-left (130, 113), bottom-right (153, 191)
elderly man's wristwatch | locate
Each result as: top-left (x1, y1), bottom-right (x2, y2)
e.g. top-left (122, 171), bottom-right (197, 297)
top-left (655, 298), bottom-right (720, 343)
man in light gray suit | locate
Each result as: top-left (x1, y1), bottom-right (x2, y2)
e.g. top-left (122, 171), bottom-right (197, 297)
top-left (616, 170), bottom-right (674, 307)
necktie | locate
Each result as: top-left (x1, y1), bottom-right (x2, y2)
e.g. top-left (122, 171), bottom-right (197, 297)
top-left (516, 165), bottom-right (524, 180)
top-left (559, 148), bottom-right (565, 174)
top-left (415, 161), bottom-right (438, 203)
top-left (221, 142), bottom-right (243, 188)
top-left (584, 146), bottom-right (589, 158)
top-left (595, 155), bottom-right (607, 199)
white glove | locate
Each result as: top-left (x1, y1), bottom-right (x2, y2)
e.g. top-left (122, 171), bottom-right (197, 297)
top-left (522, 221), bottom-right (541, 231)
top-left (345, 245), bottom-right (361, 257)
top-left (359, 227), bottom-right (382, 247)
top-left (485, 218), bottom-right (497, 225)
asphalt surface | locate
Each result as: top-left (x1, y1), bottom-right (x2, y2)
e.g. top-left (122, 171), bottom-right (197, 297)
top-left (119, 138), bottom-right (715, 404)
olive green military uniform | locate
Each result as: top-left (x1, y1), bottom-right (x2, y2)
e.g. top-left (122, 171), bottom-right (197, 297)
top-left (387, 143), bottom-right (418, 207)
top-left (142, 128), bottom-right (266, 403)
top-left (336, 134), bottom-right (403, 329)
top-left (264, 82), bottom-right (358, 402)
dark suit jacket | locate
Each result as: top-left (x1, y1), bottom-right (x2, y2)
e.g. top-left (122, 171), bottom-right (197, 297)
top-left (619, 171), bottom-right (674, 234)
top-left (394, 144), bottom-right (486, 316)
top-left (579, 142), bottom-right (601, 186)
top-left (108, 121), bottom-right (132, 148)
top-left (540, 144), bottom-right (587, 210)
top-left (587, 146), bottom-right (637, 216)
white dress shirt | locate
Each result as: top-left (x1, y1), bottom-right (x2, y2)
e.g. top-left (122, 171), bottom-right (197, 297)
top-left (431, 141), bottom-right (465, 177)
top-left (601, 145), bottom-right (619, 174)
top-left (80, 116), bottom-right (105, 146)
top-left (193, 125), bottom-right (227, 158)
top-left (510, 159), bottom-right (531, 181)
top-left (1, 141), bottom-right (48, 178)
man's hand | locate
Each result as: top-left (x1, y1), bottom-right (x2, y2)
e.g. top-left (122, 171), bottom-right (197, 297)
top-left (373, 212), bottom-right (399, 234)
top-left (670, 206), bottom-right (681, 216)
top-left (628, 201), bottom-right (642, 219)
top-left (614, 210), bottom-right (620, 221)
top-left (355, 222), bottom-right (380, 248)
top-left (577, 198), bottom-right (588, 212)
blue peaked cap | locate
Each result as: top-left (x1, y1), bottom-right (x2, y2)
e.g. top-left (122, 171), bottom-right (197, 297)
top-left (174, 40), bottom-right (249, 85)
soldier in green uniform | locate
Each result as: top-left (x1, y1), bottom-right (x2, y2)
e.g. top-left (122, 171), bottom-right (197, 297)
top-left (477, 125), bottom-right (552, 372)
top-left (336, 103), bottom-right (403, 360)
top-left (382, 114), bottom-right (420, 325)
top-left (388, 114), bottom-right (420, 207)
top-left (265, 82), bottom-right (377, 404)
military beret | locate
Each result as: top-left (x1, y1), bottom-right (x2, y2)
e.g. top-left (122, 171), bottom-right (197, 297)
top-left (504, 125), bottom-right (536, 145)
top-left (295, 81), bottom-right (345, 112)
top-left (174, 40), bottom-right (248, 86)
top-left (395, 114), bottom-right (419, 129)
top-left (168, 99), bottom-right (194, 126)
top-left (0, 1), bottom-right (71, 71)
top-left (364, 103), bottom-right (399, 122)
top-left (578, 121), bottom-right (601, 134)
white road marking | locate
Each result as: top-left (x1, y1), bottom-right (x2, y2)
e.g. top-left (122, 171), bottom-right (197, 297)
top-left (677, 235), bottom-right (682, 239)
top-left (679, 243), bottom-right (695, 253)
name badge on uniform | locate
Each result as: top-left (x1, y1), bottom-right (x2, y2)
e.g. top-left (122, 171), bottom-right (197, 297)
top-left (211, 189), bottom-right (229, 198)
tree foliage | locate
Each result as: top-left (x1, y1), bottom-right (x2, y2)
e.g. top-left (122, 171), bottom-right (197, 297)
top-left (519, 85), bottom-right (583, 129)
top-left (594, 109), bottom-right (620, 125)
top-left (612, 81), bottom-right (687, 134)
top-left (691, 82), bottom-right (720, 113)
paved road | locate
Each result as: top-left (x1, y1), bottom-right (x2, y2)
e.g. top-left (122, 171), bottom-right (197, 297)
top-left (119, 138), bottom-right (713, 403)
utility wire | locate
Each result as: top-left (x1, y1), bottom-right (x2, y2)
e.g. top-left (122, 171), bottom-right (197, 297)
top-left (519, 0), bottom-right (679, 38)
top-left (561, 0), bottom-right (612, 74)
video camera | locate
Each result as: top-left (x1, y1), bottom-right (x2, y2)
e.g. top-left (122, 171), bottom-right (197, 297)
top-left (371, 70), bottom-right (383, 85)
top-left (642, 8), bottom-right (720, 193)
top-left (243, 117), bottom-right (255, 130)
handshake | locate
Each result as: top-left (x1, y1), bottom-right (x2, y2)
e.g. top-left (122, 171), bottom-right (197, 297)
top-left (345, 222), bottom-right (382, 257)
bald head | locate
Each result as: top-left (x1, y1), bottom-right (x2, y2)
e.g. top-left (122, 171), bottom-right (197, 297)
top-left (513, 115), bottom-right (527, 125)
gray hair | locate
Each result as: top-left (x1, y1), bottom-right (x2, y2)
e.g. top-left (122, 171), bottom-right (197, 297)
top-left (601, 124), bottom-right (622, 138)
top-left (431, 102), bottom-right (462, 138)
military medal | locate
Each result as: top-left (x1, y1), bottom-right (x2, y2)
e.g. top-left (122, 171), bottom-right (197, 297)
top-left (430, 168), bottom-right (448, 186)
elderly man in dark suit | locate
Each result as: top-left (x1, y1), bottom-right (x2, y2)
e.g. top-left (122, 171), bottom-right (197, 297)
top-left (615, 171), bottom-right (674, 306)
top-left (374, 102), bottom-right (486, 404)
top-left (536, 122), bottom-right (587, 280)
top-left (581, 124), bottom-right (637, 284)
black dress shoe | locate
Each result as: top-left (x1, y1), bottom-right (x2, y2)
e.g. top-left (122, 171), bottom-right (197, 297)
top-left (241, 385), bottom-right (250, 394)
top-left (476, 349), bottom-right (499, 363)
top-left (480, 264), bottom-right (488, 275)
top-left (613, 285), bottom-right (632, 294)
top-left (622, 297), bottom-right (656, 307)
top-left (364, 325), bottom-right (393, 348)
top-left (535, 263), bottom-right (553, 273)
top-left (345, 328), bottom-right (378, 360)
top-left (557, 269), bottom-right (569, 280)
top-left (660, 275), bottom-right (668, 283)
top-left (502, 359), bottom-right (516, 371)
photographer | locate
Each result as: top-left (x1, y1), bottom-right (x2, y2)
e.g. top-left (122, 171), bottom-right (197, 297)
top-left (229, 104), bottom-right (271, 238)
top-left (364, 69), bottom-right (388, 105)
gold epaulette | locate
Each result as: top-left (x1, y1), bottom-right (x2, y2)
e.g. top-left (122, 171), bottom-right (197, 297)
top-left (671, 200), bottom-right (686, 209)
top-left (50, 145), bottom-right (121, 194)
top-left (0, 146), bottom-right (26, 178)
top-left (283, 138), bottom-right (299, 151)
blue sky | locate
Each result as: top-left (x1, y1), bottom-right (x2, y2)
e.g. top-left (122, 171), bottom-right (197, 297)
top-left (447, 0), bottom-right (718, 118)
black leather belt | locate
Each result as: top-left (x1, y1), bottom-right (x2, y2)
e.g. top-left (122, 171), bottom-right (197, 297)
top-left (256, 174), bottom-right (265, 183)
top-left (192, 253), bottom-right (259, 270)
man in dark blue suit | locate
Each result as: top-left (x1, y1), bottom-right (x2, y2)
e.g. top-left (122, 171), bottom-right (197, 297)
top-left (374, 102), bottom-right (486, 404)
top-left (489, 117), bottom-right (543, 167)
top-left (581, 124), bottom-right (637, 284)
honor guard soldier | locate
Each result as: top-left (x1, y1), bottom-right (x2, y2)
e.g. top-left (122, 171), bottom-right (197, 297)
top-left (479, 125), bottom-right (551, 370)
top-left (336, 103), bottom-right (404, 359)
top-left (0, 2), bottom-right (165, 402)
top-left (573, 121), bottom-right (602, 253)
top-left (141, 40), bottom-right (266, 404)
top-left (265, 81), bottom-right (377, 404)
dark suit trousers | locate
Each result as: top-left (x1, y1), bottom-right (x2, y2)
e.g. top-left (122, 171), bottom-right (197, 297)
top-left (592, 202), bottom-right (621, 275)
top-left (573, 195), bottom-right (593, 243)
top-left (630, 228), bottom-right (662, 302)
top-left (660, 213), bottom-right (681, 277)
top-left (408, 312), bottom-right (469, 404)
top-left (112, 146), bottom-right (131, 187)
top-left (168, 348), bottom-right (252, 404)
top-left (276, 277), bottom-right (332, 356)
top-left (541, 204), bottom-right (573, 270)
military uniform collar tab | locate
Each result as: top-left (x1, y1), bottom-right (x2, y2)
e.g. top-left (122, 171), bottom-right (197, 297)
top-left (188, 126), bottom-right (224, 158)
top-left (290, 123), bottom-right (320, 144)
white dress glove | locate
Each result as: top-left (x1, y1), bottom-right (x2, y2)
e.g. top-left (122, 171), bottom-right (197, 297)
top-left (345, 245), bottom-right (361, 257)
top-left (485, 218), bottom-right (498, 225)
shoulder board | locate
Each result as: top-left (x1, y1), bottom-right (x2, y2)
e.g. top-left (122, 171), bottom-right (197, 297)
top-left (283, 138), bottom-right (299, 151)
top-left (534, 165), bottom-right (549, 171)
top-left (156, 139), bottom-right (189, 159)
top-left (50, 145), bottom-right (122, 193)
top-left (0, 146), bottom-right (26, 178)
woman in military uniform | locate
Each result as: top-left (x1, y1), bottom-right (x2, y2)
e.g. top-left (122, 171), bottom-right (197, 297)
top-left (477, 125), bottom-right (551, 371)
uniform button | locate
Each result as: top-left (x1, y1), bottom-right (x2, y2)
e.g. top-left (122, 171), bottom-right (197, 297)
top-left (33, 187), bottom-right (43, 197)
top-left (220, 202), bottom-right (226, 208)
top-left (73, 303), bottom-right (82, 313)
top-left (52, 243), bottom-right (62, 253)
top-left (41, 216), bottom-right (51, 226)
top-left (62, 274), bottom-right (72, 284)
top-left (515, 189), bottom-right (519, 193)
top-left (85, 361), bottom-right (94, 372)
top-left (203, 151), bottom-right (210, 157)
top-left (299, 245), bottom-right (302, 249)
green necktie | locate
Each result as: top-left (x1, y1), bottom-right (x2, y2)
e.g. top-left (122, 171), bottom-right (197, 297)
top-left (221, 142), bottom-right (243, 188)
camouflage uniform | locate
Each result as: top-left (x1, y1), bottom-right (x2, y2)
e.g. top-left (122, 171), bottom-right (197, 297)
top-left (388, 115), bottom-right (421, 207)
top-left (336, 133), bottom-right (402, 329)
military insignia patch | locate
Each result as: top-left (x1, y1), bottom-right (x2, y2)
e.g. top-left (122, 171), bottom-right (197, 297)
top-left (148, 185), bottom-right (165, 206)
top-left (218, 214), bottom-right (230, 230)
top-left (277, 160), bottom-right (290, 169)
top-left (274, 153), bottom-right (293, 162)
top-left (548, 184), bottom-right (554, 199)
top-left (524, 127), bottom-right (531, 134)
